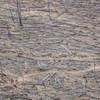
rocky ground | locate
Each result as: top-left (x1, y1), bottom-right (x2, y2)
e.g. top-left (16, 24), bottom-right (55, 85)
top-left (0, 0), bottom-right (100, 100)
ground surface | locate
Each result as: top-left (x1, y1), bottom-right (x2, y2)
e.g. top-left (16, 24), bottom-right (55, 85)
top-left (0, 0), bottom-right (100, 100)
